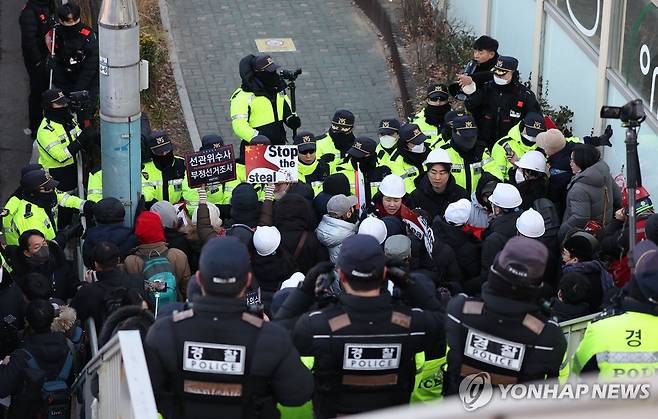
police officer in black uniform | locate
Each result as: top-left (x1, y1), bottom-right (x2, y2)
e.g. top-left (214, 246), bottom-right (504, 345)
top-left (464, 56), bottom-right (541, 149)
top-left (445, 236), bottom-right (567, 393)
top-left (19, 0), bottom-right (55, 135)
top-left (144, 236), bottom-right (313, 419)
top-left (52, 2), bottom-right (99, 124)
top-left (275, 234), bottom-right (445, 418)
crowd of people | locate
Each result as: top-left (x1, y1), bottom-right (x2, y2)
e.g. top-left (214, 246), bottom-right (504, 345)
top-left (1, 1), bottom-right (657, 418)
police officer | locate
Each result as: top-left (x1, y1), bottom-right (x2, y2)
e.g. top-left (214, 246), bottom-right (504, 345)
top-left (144, 236), bottom-right (313, 419)
top-left (19, 0), bottom-right (55, 136)
top-left (52, 2), bottom-right (99, 123)
top-left (332, 136), bottom-right (392, 204)
top-left (571, 239), bottom-right (658, 379)
top-left (230, 54), bottom-right (300, 150)
top-left (409, 83), bottom-right (452, 144)
top-left (445, 236), bottom-right (566, 393)
top-left (375, 118), bottom-right (401, 168)
top-left (293, 131), bottom-right (330, 195)
top-left (438, 114), bottom-right (503, 195)
top-left (275, 234), bottom-right (445, 417)
top-left (465, 56), bottom-right (541, 149)
top-left (3, 168), bottom-right (85, 246)
top-left (36, 88), bottom-right (84, 193)
top-left (490, 112), bottom-right (546, 181)
top-left (386, 123), bottom-right (431, 193)
top-left (315, 110), bottom-right (356, 162)
top-left (182, 134), bottom-right (228, 215)
top-left (141, 131), bottom-right (187, 205)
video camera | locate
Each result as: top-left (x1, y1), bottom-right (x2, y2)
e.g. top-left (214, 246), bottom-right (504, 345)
top-left (68, 90), bottom-right (91, 114)
top-left (600, 99), bottom-right (645, 127)
top-left (279, 68), bottom-right (302, 82)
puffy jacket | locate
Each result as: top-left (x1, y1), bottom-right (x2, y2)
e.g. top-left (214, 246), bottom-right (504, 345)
top-left (558, 160), bottom-right (622, 241)
top-left (562, 261), bottom-right (615, 312)
top-left (19, 0), bottom-right (53, 66)
top-left (432, 219), bottom-right (481, 295)
top-left (315, 215), bottom-right (358, 263)
top-left (82, 223), bottom-right (138, 268)
top-left (409, 173), bottom-right (469, 220)
top-left (546, 142), bottom-right (576, 218)
top-left (274, 194), bottom-right (329, 274)
top-left (480, 211), bottom-right (521, 284)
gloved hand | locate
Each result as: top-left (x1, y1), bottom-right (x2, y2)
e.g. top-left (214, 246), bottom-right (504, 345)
top-left (385, 258), bottom-right (414, 289)
top-left (286, 114), bottom-right (301, 130)
top-left (57, 222), bottom-right (84, 245)
top-left (300, 261), bottom-right (335, 297)
top-left (584, 124), bottom-right (613, 147)
top-left (319, 153), bottom-right (335, 164)
top-left (82, 200), bottom-right (96, 219)
top-left (599, 124), bottom-right (613, 147)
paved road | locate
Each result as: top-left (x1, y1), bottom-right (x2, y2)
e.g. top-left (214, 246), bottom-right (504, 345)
top-left (164, 0), bottom-right (398, 146)
top-left (0, 0), bottom-right (33, 204)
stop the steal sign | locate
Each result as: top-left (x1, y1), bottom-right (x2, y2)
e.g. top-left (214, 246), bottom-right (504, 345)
top-left (245, 144), bottom-right (298, 184)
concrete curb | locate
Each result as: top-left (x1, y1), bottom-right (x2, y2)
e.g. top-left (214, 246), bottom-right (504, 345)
top-left (353, 0), bottom-right (417, 118)
top-left (158, 0), bottom-right (201, 151)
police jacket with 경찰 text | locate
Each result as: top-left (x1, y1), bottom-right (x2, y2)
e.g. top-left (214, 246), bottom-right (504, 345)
top-left (144, 295), bottom-right (314, 419)
top-left (279, 281), bottom-right (446, 418)
top-left (444, 284), bottom-right (567, 394)
top-left (571, 296), bottom-right (658, 379)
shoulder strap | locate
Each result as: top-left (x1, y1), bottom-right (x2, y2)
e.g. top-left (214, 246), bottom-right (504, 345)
top-left (293, 231), bottom-right (308, 261)
top-left (602, 185), bottom-right (609, 225)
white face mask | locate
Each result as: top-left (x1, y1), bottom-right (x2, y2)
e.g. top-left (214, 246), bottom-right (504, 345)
top-left (379, 135), bottom-right (397, 149)
top-left (515, 169), bottom-right (525, 184)
top-left (493, 75), bottom-right (510, 85)
top-left (521, 133), bottom-right (536, 143)
top-left (410, 143), bottom-right (426, 153)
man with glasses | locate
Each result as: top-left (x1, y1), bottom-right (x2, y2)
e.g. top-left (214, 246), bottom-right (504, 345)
top-left (294, 131), bottom-right (330, 195)
top-left (464, 55), bottom-right (540, 149)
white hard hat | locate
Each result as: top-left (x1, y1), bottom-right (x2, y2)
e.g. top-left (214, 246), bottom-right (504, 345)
top-left (516, 208), bottom-right (546, 238)
top-left (379, 174), bottom-right (405, 198)
top-left (488, 183), bottom-right (522, 209)
top-left (192, 202), bottom-right (222, 229)
top-left (358, 216), bottom-right (387, 244)
top-left (423, 148), bottom-right (452, 166)
top-left (516, 150), bottom-right (547, 173)
top-left (445, 198), bottom-right (472, 225)
top-left (253, 226), bottom-right (282, 256)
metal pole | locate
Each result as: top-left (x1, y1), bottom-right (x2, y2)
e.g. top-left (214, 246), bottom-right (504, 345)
top-left (626, 125), bottom-right (640, 272)
top-left (49, 25), bottom-right (56, 88)
top-left (288, 80), bottom-right (297, 138)
top-left (99, 0), bottom-right (142, 227)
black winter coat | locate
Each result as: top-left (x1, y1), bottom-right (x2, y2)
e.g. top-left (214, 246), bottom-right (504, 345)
top-left (82, 223), bottom-right (138, 268)
top-left (546, 142), bottom-right (576, 218)
top-left (274, 194), bottom-right (329, 274)
top-left (409, 174), bottom-right (469, 221)
top-left (480, 211), bottom-right (521, 283)
top-left (516, 177), bottom-right (549, 211)
top-left (53, 23), bottom-right (99, 94)
top-left (465, 75), bottom-right (541, 148)
top-left (18, 0), bottom-right (53, 66)
top-left (0, 279), bottom-right (26, 357)
top-left (432, 219), bottom-right (481, 295)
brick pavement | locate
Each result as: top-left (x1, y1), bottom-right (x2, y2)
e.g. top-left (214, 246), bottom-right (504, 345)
top-left (164, 0), bottom-right (399, 147)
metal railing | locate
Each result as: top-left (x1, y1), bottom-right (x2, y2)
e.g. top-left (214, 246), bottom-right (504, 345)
top-left (71, 330), bottom-right (157, 419)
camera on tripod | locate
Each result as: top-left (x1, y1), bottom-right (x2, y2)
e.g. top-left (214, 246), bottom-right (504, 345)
top-left (600, 99), bottom-right (645, 127)
top-left (279, 68), bottom-right (302, 82)
top-left (68, 90), bottom-right (91, 114)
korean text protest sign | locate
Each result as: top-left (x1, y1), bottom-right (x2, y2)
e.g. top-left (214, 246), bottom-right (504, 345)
top-left (184, 145), bottom-right (236, 188)
top-left (245, 145), bottom-right (298, 184)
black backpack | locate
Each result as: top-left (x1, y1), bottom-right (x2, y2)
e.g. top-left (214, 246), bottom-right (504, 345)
top-left (532, 197), bottom-right (561, 238)
top-left (20, 347), bottom-right (74, 418)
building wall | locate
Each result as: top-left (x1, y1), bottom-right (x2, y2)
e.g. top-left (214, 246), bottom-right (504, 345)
top-left (447, 0), bottom-right (658, 193)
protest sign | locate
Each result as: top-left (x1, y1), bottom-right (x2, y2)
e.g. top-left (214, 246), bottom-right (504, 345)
top-left (245, 145), bottom-right (298, 184)
top-left (184, 145), bottom-right (236, 188)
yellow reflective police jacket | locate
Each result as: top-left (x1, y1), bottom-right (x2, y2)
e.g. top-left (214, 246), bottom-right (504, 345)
top-left (36, 118), bottom-right (81, 169)
top-left (440, 144), bottom-right (503, 195)
top-left (230, 88), bottom-right (291, 143)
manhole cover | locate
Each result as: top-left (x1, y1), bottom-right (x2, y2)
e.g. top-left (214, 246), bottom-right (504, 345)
top-left (255, 38), bottom-right (296, 52)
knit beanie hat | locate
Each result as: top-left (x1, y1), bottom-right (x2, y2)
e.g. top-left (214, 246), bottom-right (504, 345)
top-left (135, 211), bottom-right (166, 244)
top-left (150, 201), bottom-right (178, 229)
top-left (563, 235), bottom-right (593, 261)
top-left (646, 213), bottom-right (658, 244)
top-left (322, 173), bottom-right (351, 196)
top-left (536, 129), bottom-right (566, 156)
